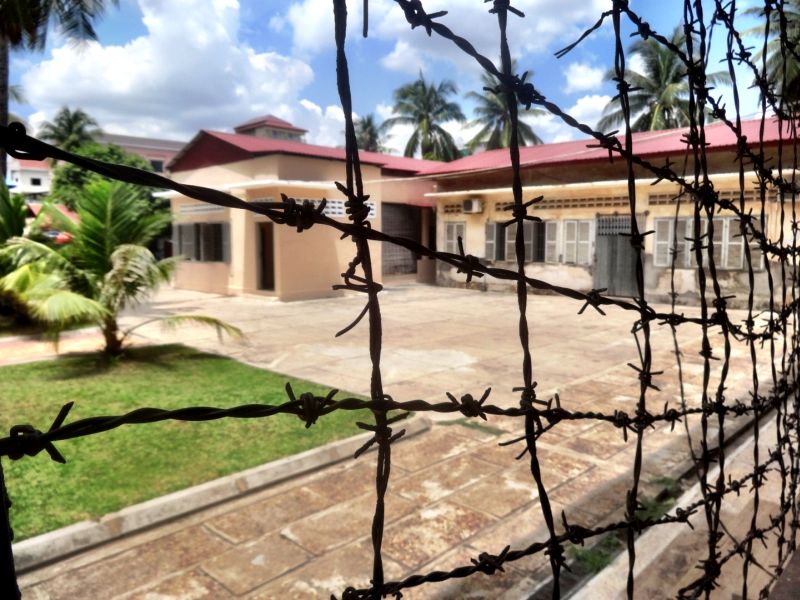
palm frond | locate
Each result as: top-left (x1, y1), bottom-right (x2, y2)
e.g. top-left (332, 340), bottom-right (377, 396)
top-left (122, 315), bottom-right (245, 345)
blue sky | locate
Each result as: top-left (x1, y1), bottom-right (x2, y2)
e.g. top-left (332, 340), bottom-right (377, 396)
top-left (9, 0), bottom-right (763, 154)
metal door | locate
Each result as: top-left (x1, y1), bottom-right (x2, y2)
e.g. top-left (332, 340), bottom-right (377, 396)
top-left (594, 216), bottom-right (638, 297)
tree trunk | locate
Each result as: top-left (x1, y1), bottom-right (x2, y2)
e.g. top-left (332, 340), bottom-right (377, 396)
top-left (0, 37), bottom-right (8, 180)
top-left (102, 318), bottom-right (123, 356)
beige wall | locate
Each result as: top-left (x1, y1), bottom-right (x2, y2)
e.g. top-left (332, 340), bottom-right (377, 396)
top-left (168, 154), bottom-right (400, 300)
top-left (174, 262), bottom-right (230, 294)
top-left (434, 177), bottom-right (780, 305)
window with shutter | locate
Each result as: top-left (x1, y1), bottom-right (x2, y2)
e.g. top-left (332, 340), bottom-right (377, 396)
top-left (545, 221), bottom-right (558, 263)
top-left (444, 222), bottom-right (465, 254)
top-left (653, 218), bottom-right (672, 267)
top-left (564, 220), bottom-right (577, 263)
top-left (577, 221), bottom-right (591, 265)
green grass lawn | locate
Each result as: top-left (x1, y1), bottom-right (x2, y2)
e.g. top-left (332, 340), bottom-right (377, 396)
top-left (0, 344), bottom-right (370, 541)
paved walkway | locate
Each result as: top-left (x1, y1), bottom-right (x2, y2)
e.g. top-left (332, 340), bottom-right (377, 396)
top-left (9, 283), bottom-right (775, 598)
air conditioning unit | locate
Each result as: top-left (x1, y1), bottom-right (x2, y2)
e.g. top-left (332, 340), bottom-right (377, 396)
top-left (462, 198), bottom-right (483, 214)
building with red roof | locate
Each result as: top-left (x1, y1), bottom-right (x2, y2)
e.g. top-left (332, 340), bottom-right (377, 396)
top-left (421, 117), bottom-right (791, 305)
top-left (165, 114), bottom-right (791, 304)
top-left (7, 157), bottom-right (51, 197)
top-left (164, 117), bottom-right (440, 299)
top-left (233, 115), bottom-right (307, 141)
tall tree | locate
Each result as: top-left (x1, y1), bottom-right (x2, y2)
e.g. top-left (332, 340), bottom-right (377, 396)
top-left (39, 106), bottom-right (101, 153)
top-left (746, 2), bottom-right (800, 108)
top-left (355, 114), bottom-right (385, 152)
top-left (597, 25), bottom-right (729, 132)
top-left (466, 62), bottom-right (545, 152)
top-left (382, 74), bottom-right (465, 161)
top-left (0, 0), bottom-right (118, 175)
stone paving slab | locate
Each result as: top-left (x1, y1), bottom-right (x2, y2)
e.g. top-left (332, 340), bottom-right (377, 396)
top-left (11, 284), bottom-right (778, 598)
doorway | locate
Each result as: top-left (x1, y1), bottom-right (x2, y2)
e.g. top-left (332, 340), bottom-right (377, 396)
top-left (258, 222), bottom-right (275, 291)
top-left (594, 216), bottom-right (638, 297)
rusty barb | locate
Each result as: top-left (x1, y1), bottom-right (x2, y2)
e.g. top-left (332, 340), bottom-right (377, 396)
top-left (1, 0), bottom-right (800, 599)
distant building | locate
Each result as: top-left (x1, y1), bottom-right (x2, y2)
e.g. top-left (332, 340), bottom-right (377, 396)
top-left (95, 133), bottom-right (186, 174)
top-left (424, 117), bottom-right (792, 307)
top-left (7, 157), bottom-right (51, 197)
top-left (233, 114), bottom-right (307, 142)
top-left (162, 115), bottom-right (438, 300)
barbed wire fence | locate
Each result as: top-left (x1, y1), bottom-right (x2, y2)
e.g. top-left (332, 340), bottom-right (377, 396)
top-left (0, 0), bottom-right (798, 598)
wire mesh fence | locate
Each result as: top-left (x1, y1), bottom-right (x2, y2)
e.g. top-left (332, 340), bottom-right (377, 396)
top-left (1, 0), bottom-right (799, 598)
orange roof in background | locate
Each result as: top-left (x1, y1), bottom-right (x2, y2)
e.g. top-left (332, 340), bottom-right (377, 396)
top-left (170, 129), bottom-right (442, 174)
top-left (15, 158), bottom-right (50, 171)
top-left (234, 114), bottom-right (308, 135)
top-left (28, 202), bottom-right (79, 223)
top-left (419, 117), bottom-right (795, 176)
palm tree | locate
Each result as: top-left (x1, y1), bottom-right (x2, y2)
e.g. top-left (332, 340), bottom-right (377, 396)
top-left (382, 74), bottom-right (466, 161)
top-left (466, 62), bottom-right (545, 152)
top-left (355, 114), bottom-right (385, 152)
top-left (597, 26), bottom-right (729, 132)
top-left (745, 2), bottom-right (800, 108)
top-left (39, 106), bottom-right (101, 153)
top-left (0, 180), bottom-right (240, 355)
top-left (0, 1), bottom-right (118, 175)
top-left (0, 182), bottom-right (26, 244)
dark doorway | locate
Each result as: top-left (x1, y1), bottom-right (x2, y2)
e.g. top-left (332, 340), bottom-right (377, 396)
top-left (382, 203), bottom-right (421, 275)
top-left (258, 222), bottom-right (275, 291)
top-left (594, 216), bottom-right (638, 297)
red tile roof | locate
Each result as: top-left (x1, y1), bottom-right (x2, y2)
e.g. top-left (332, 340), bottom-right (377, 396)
top-left (170, 129), bottom-right (441, 174)
top-left (14, 158), bottom-right (50, 170)
top-left (234, 114), bottom-right (307, 134)
top-left (419, 117), bottom-right (794, 176)
top-left (28, 202), bottom-right (79, 223)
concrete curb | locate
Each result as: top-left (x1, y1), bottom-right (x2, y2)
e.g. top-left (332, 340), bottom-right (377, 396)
top-left (13, 415), bottom-right (432, 573)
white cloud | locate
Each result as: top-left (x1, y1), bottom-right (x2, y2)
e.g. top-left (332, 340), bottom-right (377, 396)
top-left (527, 94), bottom-right (611, 143)
top-left (21, 0), bottom-right (344, 144)
top-left (381, 40), bottom-right (426, 75)
top-left (564, 62), bottom-right (605, 94)
top-left (279, 0), bottom-right (610, 75)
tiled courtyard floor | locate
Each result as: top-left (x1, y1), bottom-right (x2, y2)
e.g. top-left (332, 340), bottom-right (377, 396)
top-left (8, 283), bottom-right (782, 598)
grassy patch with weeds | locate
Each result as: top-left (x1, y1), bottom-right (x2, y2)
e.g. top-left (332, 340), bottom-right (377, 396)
top-left (0, 344), bottom-right (371, 540)
top-left (568, 534), bottom-right (626, 575)
top-left (637, 476), bottom-right (682, 522)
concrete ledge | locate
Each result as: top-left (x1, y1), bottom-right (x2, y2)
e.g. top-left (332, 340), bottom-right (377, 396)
top-left (13, 415), bottom-right (431, 573)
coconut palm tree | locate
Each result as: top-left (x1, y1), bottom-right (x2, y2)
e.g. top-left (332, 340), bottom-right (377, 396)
top-left (745, 1), bottom-right (800, 108)
top-left (597, 26), bottom-right (729, 132)
top-left (382, 74), bottom-right (466, 161)
top-left (39, 106), bottom-right (101, 153)
top-left (0, 180), bottom-right (240, 355)
top-left (466, 63), bottom-right (545, 152)
top-left (0, 1), bottom-right (119, 175)
top-left (355, 114), bottom-right (385, 152)
top-left (0, 181), bottom-right (26, 244)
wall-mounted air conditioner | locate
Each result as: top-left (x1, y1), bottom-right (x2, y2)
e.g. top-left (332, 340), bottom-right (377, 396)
top-left (462, 198), bottom-right (483, 214)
